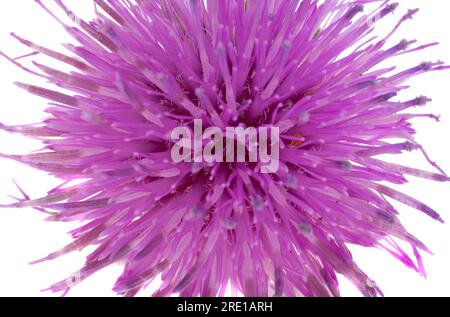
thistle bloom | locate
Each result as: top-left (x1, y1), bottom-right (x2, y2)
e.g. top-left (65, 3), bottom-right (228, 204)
top-left (0, 0), bottom-right (448, 297)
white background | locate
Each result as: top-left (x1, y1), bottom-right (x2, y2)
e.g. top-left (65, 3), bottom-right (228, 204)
top-left (0, 1), bottom-right (449, 297)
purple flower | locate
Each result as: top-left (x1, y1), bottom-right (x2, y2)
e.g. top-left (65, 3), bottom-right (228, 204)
top-left (0, 0), bottom-right (449, 297)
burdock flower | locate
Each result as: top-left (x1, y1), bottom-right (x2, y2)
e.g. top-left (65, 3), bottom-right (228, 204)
top-left (0, 0), bottom-right (448, 297)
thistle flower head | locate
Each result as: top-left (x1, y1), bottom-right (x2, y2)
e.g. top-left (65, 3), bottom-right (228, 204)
top-left (1, 0), bottom-right (449, 297)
